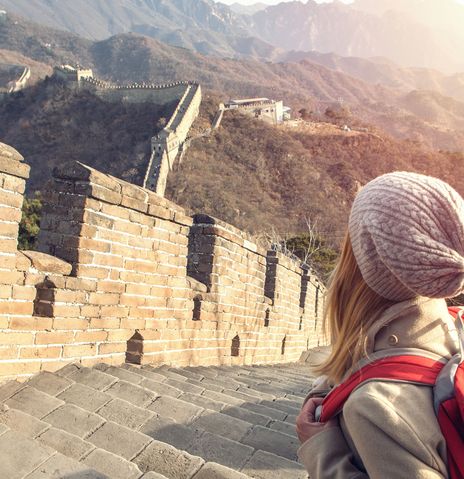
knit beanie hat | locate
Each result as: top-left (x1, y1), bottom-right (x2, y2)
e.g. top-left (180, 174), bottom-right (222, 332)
top-left (349, 172), bottom-right (464, 301)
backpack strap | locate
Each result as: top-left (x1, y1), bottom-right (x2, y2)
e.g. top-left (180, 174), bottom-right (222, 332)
top-left (318, 355), bottom-right (444, 423)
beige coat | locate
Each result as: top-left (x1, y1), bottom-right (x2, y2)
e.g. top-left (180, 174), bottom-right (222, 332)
top-left (298, 297), bottom-right (461, 479)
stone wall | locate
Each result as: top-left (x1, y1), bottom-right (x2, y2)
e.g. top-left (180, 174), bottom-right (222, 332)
top-left (77, 77), bottom-right (202, 196)
top-left (0, 142), bottom-right (326, 382)
top-left (83, 79), bottom-right (193, 106)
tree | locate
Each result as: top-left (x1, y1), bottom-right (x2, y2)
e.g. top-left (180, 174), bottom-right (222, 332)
top-left (325, 103), bottom-right (351, 121)
top-left (260, 218), bottom-right (339, 282)
top-left (18, 193), bottom-right (42, 250)
top-left (299, 108), bottom-right (310, 121)
top-left (156, 117), bottom-right (167, 130)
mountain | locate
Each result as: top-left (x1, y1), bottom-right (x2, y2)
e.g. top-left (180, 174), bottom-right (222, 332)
top-left (399, 90), bottom-right (464, 131)
top-left (227, 2), bottom-right (268, 15)
top-left (2, 13), bottom-right (464, 152)
top-left (353, 0), bottom-right (464, 34)
top-left (0, 0), bottom-right (268, 60)
top-left (1, 0), bottom-right (464, 72)
top-left (0, 50), bottom-right (51, 84)
top-left (0, 12), bottom-right (93, 66)
top-left (249, 1), bottom-right (464, 73)
top-left (282, 51), bottom-right (464, 103)
top-left (0, 0), bottom-right (246, 40)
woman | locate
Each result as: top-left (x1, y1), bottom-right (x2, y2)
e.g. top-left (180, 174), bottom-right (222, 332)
top-left (296, 171), bottom-right (463, 478)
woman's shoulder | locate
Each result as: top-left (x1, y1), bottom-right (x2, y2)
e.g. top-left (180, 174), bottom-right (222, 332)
top-left (343, 379), bottom-right (440, 440)
top-left (345, 379), bottom-right (433, 415)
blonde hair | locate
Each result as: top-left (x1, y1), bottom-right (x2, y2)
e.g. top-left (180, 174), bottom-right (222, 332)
top-left (314, 232), bottom-right (394, 383)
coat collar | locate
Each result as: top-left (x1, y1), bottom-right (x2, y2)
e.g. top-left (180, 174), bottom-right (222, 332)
top-left (366, 297), bottom-right (460, 360)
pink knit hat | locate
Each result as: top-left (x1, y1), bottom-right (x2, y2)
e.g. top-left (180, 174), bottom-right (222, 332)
top-left (349, 172), bottom-right (464, 301)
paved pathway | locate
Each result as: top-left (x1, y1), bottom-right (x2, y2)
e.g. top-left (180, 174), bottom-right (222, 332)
top-left (0, 361), bottom-right (314, 478)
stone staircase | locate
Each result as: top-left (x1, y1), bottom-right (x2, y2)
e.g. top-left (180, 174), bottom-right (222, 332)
top-left (0, 362), bottom-right (314, 479)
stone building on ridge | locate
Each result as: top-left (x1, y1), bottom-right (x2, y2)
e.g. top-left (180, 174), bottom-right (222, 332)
top-left (223, 98), bottom-right (291, 125)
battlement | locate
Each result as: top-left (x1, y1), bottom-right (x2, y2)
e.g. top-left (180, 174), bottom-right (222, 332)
top-left (0, 142), bottom-right (326, 381)
top-left (79, 76), bottom-right (198, 91)
top-left (56, 68), bottom-right (203, 196)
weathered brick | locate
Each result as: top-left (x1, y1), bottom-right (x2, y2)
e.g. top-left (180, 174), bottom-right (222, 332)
top-left (53, 318), bottom-right (89, 330)
top-left (0, 301), bottom-right (33, 315)
top-left (63, 343), bottom-right (97, 358)
top-left (97, 280), bottom-right (125, 293)
top-left (57, 381), bottom-right (112, 411)
top-left (74, 330), bottom-right (108, 343)
top-left (20, 346), bottom-right (62, 359)
top-left (87, 420), bottom-right (151, 459)
top-left (35, 331), bottom-right (75, 345)
top-left (0, 332), bottom-right (34, 345)
top-left (44, 403), bottom-right (105, 438)
top-left (83, 448), bottom-right (142, 479)
top-left (90, 317), bottom-right (121, 329)
top-left (98, 342), bottom-right (126, 355)
top-left (10, 317), bottom-right (53, 331)
top-left (37, 427), bottom-right (95, 461)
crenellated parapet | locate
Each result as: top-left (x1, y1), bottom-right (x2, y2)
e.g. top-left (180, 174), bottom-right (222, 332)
top-left (0, 142), bottom-right (326, 381)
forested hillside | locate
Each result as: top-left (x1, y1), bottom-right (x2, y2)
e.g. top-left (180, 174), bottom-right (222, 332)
top-left (166, 99), bottom-right (464, 242)
top-left (0, 78), bottom-right (177, 191)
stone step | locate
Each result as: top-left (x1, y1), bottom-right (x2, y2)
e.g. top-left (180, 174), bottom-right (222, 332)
top-left (94, 365), bottom-right (305, 469)
top-left (144, 365), bottom-right (190, 382)
top-left (58, 364), bottom-right (118, 391)
top-left (241, 403), bottom-right (288, 422)
top-left (268, 420), bottom-right (298, 438)
top-left (192, 411), bottom-right (253, 442)
top-left (0, 383), bottom-right (254, 479)
top-left (0, 362), bottom-right (311, 479)
top-left (240, 450), bottom-right (307, 479)
top-left (235, 386), bottom-right (276, 402)
top-left (221, 405), bottom-right (271, 427)
top-left (168, 368), bottom-right (205, 382)
top-left (82, 447), bottom-right (145, 479)
top-left (122, 363), bottom-right (169, 383)
top-left (148, 395), bottom-right (205, 425)
top-left (185, 366), bottom-right (220, 380)
top-left (241, 426), bottom-right (300, 461)
top-left (0, 426), bottom-right (106, 479)
top-left (25, 451), bottom-right (109, 479)
top-left (260, 399), bottom-right (302, 416)
top-left (186, 378), bottom-right (230, 393)
top-left (141, 419), bottom-right (255, 471)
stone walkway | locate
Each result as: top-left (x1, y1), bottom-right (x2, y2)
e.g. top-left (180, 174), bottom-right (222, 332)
top-left (0, 362), bottom-right (314, 479)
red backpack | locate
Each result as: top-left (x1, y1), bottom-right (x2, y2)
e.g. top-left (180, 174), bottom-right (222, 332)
top-left (317, 306), bottom-right (464, 479)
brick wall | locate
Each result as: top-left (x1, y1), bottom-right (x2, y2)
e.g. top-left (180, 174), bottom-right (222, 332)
top-left (0, 142), bottom-right (327, 381)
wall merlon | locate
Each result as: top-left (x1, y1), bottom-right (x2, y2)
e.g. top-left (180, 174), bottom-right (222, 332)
top-left (0, 144), bottom-right (29, 180)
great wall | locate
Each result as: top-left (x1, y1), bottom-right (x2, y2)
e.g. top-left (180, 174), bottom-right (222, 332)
top-left (0, 63), bottom-right (31, 97)
top-left (54, 65), bottom-right (203, 197)
top-left (0, 66), bottom-right (327, 479)
top-left (0, 141), bottom-right (326, 383)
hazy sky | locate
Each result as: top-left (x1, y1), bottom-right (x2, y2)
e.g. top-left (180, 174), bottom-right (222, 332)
top-left (218, 0), bottom-right (353, 4)
top-left (218, 0), bottom-right (464, 4)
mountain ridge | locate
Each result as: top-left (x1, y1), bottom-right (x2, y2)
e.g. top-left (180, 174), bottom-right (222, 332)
top-left (2, 13), bottom-right (464, 152)
top-left (1, 0), bottom-right (463, 72)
